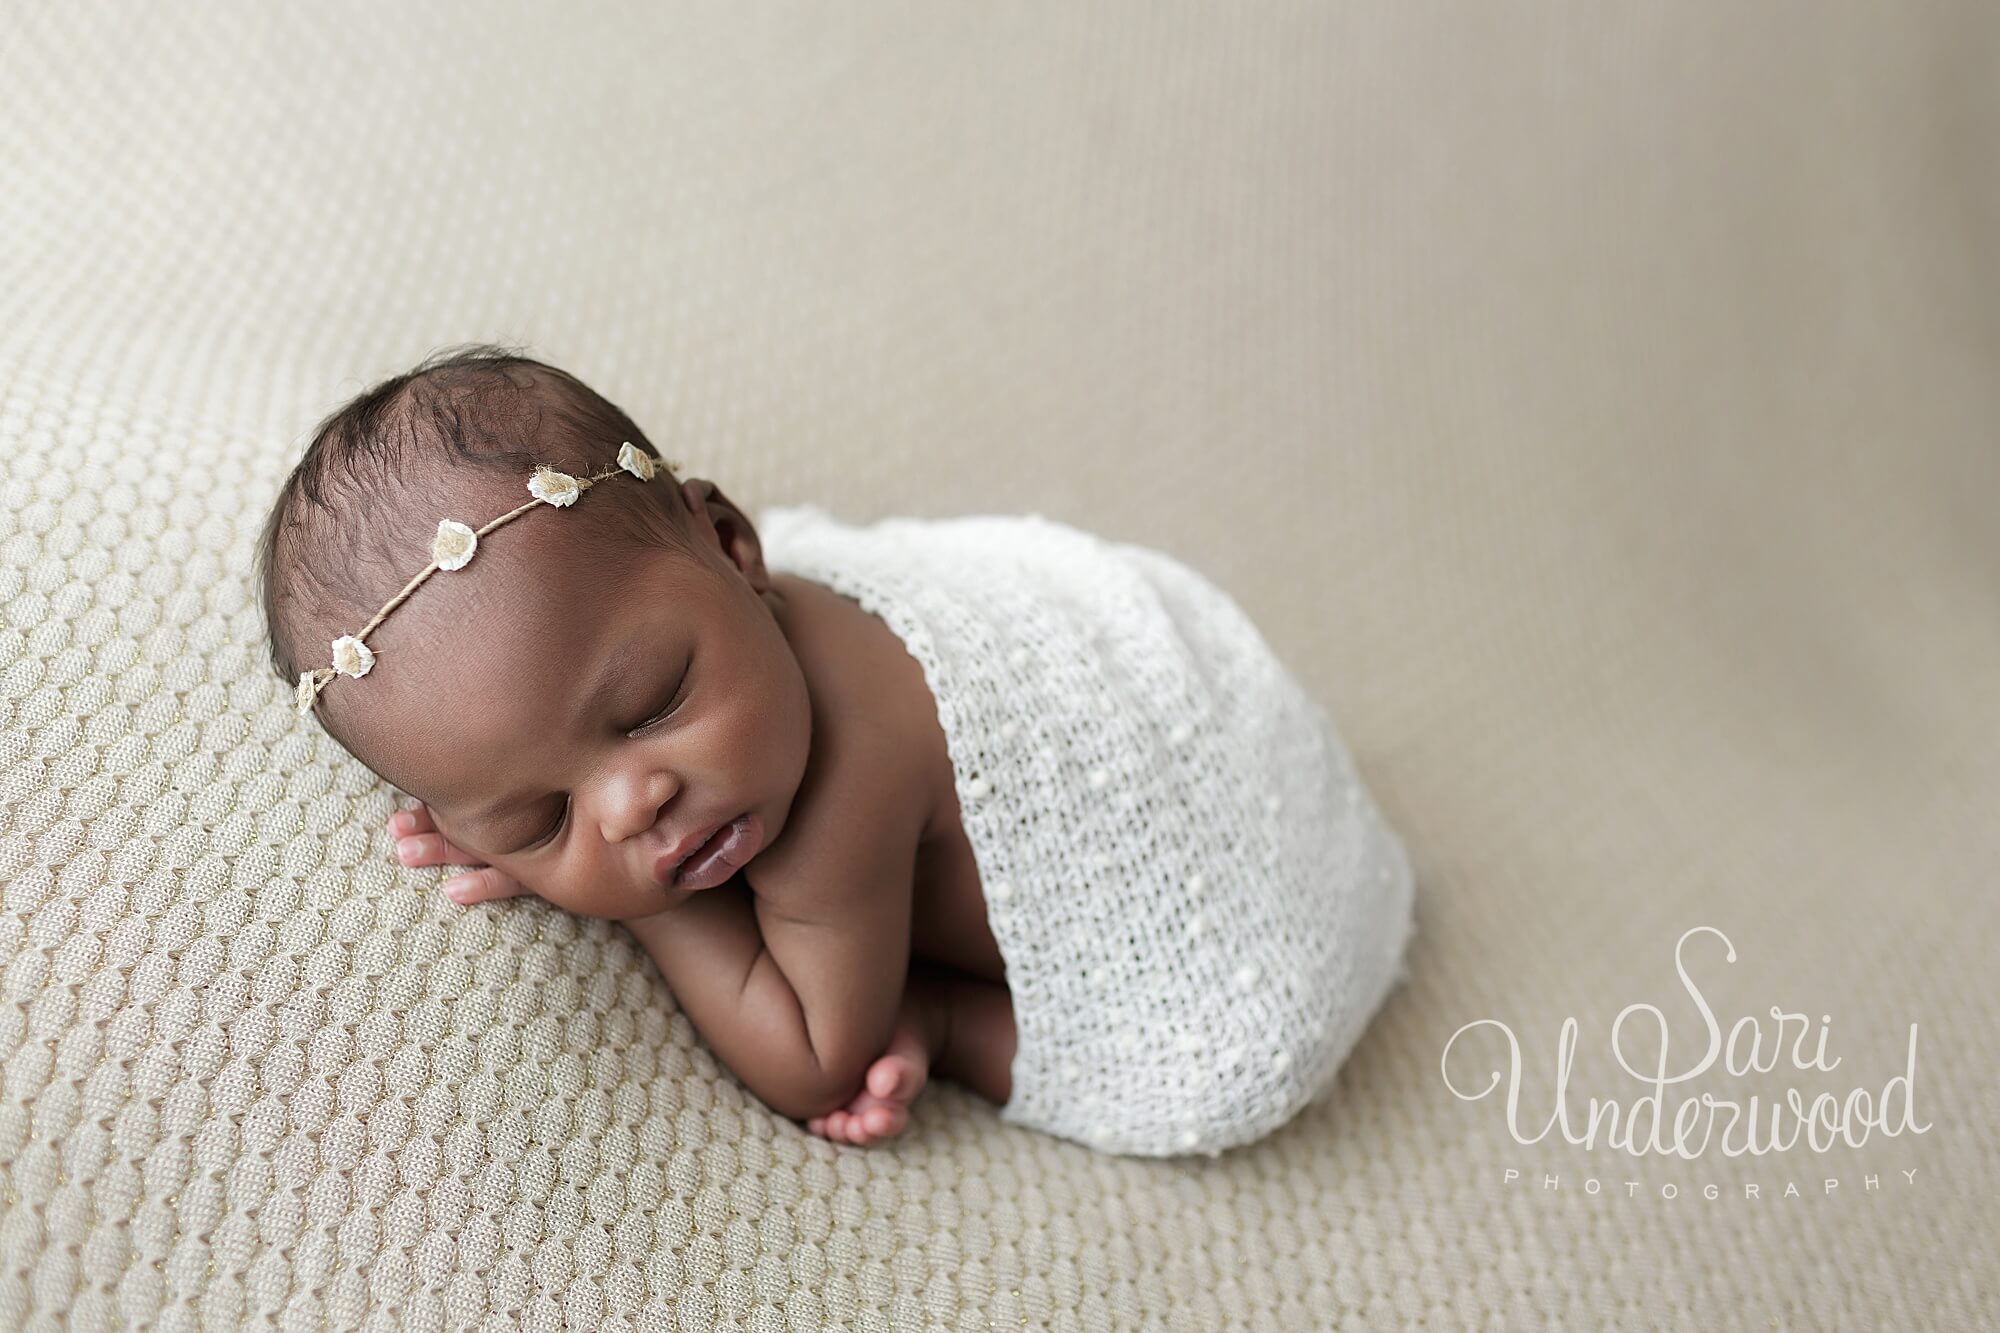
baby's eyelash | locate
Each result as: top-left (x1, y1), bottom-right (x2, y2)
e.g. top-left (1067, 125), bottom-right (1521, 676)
top-left (527, 665), bottom-right (691, 852)
top-left (531, 802), bottom-right (567, 848)
top-left (631, 661), bottom-right (692, 737)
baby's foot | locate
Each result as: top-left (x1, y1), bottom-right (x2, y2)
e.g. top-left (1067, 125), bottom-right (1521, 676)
top-left (806, 1016), bottom-right (931, 1146)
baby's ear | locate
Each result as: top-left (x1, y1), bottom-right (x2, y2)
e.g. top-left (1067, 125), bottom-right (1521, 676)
top-left (684, 479), bottom-right (772, 589)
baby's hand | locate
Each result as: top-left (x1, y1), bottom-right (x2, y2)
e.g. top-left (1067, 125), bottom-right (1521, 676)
top-left (805, 984), bottom-right (938, 1146)
top-left (389, 801), bottom-right (532, 906)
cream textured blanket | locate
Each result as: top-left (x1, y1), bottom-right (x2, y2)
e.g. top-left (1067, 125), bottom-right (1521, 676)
top-left (759, 505), bottom-right (1416, 1157)
top-left (2, 4), bottom-right (1994, 1327)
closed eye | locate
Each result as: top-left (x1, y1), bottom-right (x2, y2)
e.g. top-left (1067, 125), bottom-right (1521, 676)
top-left (524, 804), bottom-right (567, 851)
top-left (628, 665), bottom-right (690, 738)
top-left (520, 660), bottom-right (693, 852)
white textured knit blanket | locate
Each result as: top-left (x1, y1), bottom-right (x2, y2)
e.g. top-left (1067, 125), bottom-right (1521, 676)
top-left (759, 505), bottom-right (1416, 1156)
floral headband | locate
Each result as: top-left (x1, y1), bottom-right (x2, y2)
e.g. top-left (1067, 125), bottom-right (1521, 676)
top-left (294, 441), bottom-right (678, 717)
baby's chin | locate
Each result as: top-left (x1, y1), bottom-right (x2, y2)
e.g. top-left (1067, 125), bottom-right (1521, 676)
top-left (555, 867), bottom-right (740, 921)
top-left (547, 880), bottom-right (688, 921)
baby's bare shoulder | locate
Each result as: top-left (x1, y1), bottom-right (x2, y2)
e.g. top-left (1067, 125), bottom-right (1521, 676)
top-left (749, 577), bottom-right (942, 920)
top-left (748, 710), bottom-right (930, 924)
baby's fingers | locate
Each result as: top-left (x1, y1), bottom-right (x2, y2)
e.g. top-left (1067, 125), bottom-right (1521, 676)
top-left (388, 801), bottom-right (436, 836)
top-left (389, 801), bottom-right (528, 905)
top-left (393, 829), bottom-right (481, 869)
top-left (438, 867), bottom-right (531, 905)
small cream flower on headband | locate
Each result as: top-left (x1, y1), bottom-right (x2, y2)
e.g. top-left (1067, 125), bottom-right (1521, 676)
top-left (528, 466), bottom-right (584, 507)
top-left (294, 441), bottom-right (682, 716)
top-left (617, 441), bottom-right (656, 481)
top-left (431, 519), bottom-right (477, 570)
top-left (331, 635), bottom-right (375, 677)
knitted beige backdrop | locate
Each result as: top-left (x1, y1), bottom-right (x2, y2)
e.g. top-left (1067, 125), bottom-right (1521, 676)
top-left (3, 3), bottom-right (1996, 1328)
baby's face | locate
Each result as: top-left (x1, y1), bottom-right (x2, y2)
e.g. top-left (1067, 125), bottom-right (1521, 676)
top-left (353, 479), bottom-right (813, 920)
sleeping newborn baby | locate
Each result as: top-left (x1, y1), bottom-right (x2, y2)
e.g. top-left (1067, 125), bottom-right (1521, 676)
top-left (257, 346), bottom-right (1416, 1158)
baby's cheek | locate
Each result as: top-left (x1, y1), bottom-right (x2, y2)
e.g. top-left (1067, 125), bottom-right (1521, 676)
top-left (545, 868), bottom-right (663, 921)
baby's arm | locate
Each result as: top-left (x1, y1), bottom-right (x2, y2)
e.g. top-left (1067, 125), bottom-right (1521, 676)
top-left (624, 883), bottom-right (849, 1120)
top-left (623, 872), bottom-right (915, 1122)
top-left (626, 740), bottom-right (924, 1122)
top-left (389, 796), bottom-right (916, 1125)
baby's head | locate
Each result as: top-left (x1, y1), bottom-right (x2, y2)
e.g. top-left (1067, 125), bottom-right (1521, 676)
top-left (257, 346), bottom-right (812, 918)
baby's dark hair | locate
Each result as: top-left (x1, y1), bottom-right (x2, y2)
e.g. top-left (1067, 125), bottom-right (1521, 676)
top-left (256, 343), bottom-right (689, 695)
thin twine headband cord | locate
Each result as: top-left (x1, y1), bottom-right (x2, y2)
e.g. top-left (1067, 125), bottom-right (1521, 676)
top-left (294, 441), bottom-right (679, 716)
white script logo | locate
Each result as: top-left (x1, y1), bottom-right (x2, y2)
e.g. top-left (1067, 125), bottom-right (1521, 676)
top-left (1441, 926), bottom-right (1931, 1158)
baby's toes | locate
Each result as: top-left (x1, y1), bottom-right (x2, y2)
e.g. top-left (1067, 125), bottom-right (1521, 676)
top-left (844, 1090), bottom-right (912, 1142)
top-left (864, 1047), bottom-right (928, 1104)
top-left (857, 1101), bottom-right (908, 1140)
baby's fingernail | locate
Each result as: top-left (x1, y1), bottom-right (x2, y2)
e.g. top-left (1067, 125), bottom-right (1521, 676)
top-left (442, 877), bottom-right (473, 900)
top-left (396, 838), bottom-right (420, 864)
top-left (391, 813), bottom-right (413, 833)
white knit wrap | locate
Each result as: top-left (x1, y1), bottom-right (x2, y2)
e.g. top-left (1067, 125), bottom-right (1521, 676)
top-left (758, 505), bottom-right (1417, 1157)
